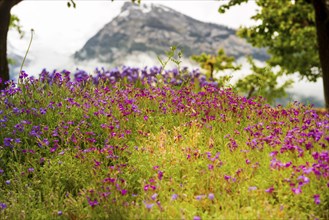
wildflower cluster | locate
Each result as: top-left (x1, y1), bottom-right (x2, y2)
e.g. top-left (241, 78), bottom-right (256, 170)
top-left (0, 68), bottom-right (328, 219)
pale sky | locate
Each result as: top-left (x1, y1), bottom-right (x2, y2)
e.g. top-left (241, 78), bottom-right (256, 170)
top-left (9, 1), bottom-right (259, 55)
top-left (8, 0), bottom-right (324, 103)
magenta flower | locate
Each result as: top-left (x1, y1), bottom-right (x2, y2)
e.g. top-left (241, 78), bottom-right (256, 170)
top-left (314, 194), bottom-right (320, 204)
top-left (224, 175), bottom-right (231, 181)
top-left (292, 187), bottom-right (302, 195)
top-left (193, 216), bottom-right (201, 220)
top-left (121, 189), bottom-right (128, 196)
top-left (144, 185), bottom-right (149, 191)
top-left (265, 186), bottom-right (274, 193)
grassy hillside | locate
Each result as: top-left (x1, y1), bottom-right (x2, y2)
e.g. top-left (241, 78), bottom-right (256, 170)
top-left (0, 68), bottom-right (328, 219)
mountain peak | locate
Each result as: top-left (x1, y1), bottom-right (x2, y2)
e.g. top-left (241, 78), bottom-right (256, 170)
top-left (120, 2), bottom-right (154, 14)
top-left (74, 3), bottom-right (268, 65)
top-left (121, 2), bottom-right (140, 12)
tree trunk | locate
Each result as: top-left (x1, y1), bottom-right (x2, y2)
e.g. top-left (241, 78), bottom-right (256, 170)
top-left (0, 0), bottom-right (22, 90)
top-left (312, 0), bottom-right (329, 109)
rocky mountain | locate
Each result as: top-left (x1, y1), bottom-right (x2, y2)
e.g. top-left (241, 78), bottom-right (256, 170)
top-left (74, 2), bottom-right (268, 66)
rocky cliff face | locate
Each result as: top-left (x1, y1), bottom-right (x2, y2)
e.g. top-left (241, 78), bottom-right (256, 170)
top-left (74, 2), bottom-right (268, 65)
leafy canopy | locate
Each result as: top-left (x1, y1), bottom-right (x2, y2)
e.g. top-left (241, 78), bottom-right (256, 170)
top-left (219, 0), bottom-right (320, 82)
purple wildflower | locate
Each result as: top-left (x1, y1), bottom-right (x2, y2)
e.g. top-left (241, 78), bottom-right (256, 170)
top-left (158, 171), bottom-right (163, 180)
top-left (151, 193), bottom-right (158, 200)
top-left (28, 168), bottom-right (34, 173)
top-left (143, 202), bottom-right (154, 210)
top-left (58, 211), bottom-right (63, 216)
top-left (171, 194), bottom-right (178, 201)
top-left (193, 216), bottom-right (201, 220)
top-left (87, 198), bottom-right (99, 208)
top-left (15, 138), bottom-right (21, 143)
top-left (208, 193), bottom-right (215, 200)
top-left (0, 203), bottom-right (7, 210)
top-left (5, 180), bottom-right (10, 185)
top-left (4, 138), bottom-right (13, 147)
top-left (314, 194), bottom-right (320, 204)
top-left (40, 108), bottom-right (47, 115)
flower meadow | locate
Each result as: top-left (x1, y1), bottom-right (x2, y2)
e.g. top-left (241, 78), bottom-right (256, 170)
top-left (0, 66), bottom-right (328, 219)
